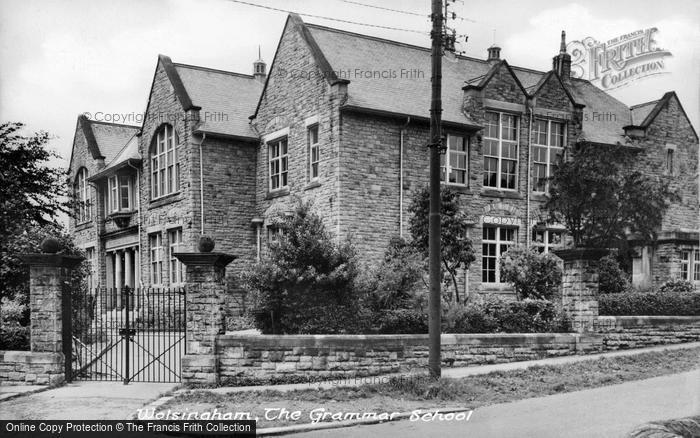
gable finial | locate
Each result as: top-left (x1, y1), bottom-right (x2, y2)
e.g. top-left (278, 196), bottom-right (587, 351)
top-left (560, 30), bottom-right (566, 53)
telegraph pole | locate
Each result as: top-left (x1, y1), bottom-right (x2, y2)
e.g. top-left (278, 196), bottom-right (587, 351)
top-left (428, 0), bottom-right (443, 380)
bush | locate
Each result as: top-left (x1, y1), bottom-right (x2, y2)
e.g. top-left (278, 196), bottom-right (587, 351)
top-left (599, 290), bottom-right (700, 316)
top-left (658, 280), bottom-right (696, 294)
top-left (0, 297), bottom-right (30, 350)
top-left (244, 201), bottom-right (363, 334)
top-left (444, 296), bottom-right (570, 333)
top-left (375, 309), bottom-right (428, 334)
top-left (598, 255), bottom-right (629, 294)
top-left (500, 246), bottom-right (562, 300)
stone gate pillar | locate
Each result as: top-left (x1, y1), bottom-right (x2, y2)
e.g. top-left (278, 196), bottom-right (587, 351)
top-left (20, 241), bottom-right (83, 383)
top-left (174, 248), bottom-right (236, 385)
top-left (553, 248), bottom-right (608, 333)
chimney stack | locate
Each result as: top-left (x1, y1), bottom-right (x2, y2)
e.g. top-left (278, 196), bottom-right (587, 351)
top-left (487, 45), bottom-right (501, 64)
top-left (253, 46), bottom-right (266, 83)
top-left (552, 31), bottom-right (571, 80)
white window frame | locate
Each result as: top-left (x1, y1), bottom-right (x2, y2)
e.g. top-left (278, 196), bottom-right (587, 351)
top-left (308, 124), bottom-right (320, 182)
top-left (150, 233), bottom-right (163, 285)
top-left (85, 247), bottom-right (96, 290)
top-left (440, 134), bottom-right (468, 186)
top-left (681, 249), bottom-right (700, 282)
top-left (483, 111), bottom-right (519, 190)
top-left (151, 124), bottom-right (179, 199)
top-left (532, 119), bottom-right (566, 193)
top-left (482, 225), bottom-right (517, 284)
top-left (108, 174), bottom-right (132, 213)
top-left (168, 228), bottom-right (184, 285)
top-left (267, 225), bottom-right (284, 247)
top-left (268, 137), bottom-right (289, 191)
top-left (532, 229), bottom-right (564, 253)
top-left (75, 168), bottom-right (91, 223)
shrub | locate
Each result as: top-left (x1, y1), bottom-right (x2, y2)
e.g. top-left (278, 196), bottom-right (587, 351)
top-left (658, 279), bottom-right (696, 294)
top-left (598, 255), bottom-right (629, 294)
top-left (444, 296), bottom-right (570, 333)
top-left (244, 201), bottom-right (363, 334)
top-left (599, 291), bottom-right (700, 316)
top-left (500, 246), bottom-right (562, 300)
top-left (375, 309), bottom-right (428, 334)
top-left (0, 297), bottom-right (30, 350)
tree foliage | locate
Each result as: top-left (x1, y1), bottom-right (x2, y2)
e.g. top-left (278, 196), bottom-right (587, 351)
top-left (499, 246), bottom-right (562, 300)
top-left (408, 186), bottom-right (475, 302)
top-left (545, 144), bottom-right (674, 248)
top-left (244, 201), bottom-right (362, 334)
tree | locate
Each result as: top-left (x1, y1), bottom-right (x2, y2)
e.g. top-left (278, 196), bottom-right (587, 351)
top-left (0, 122), bottom-right (73, 301)
top-left (243, 201), bottom-right (362, 334)
top-left (499, 246), bottom-right (562, 300)
top-left (546, 144), bottom-right (674, 249)
top-left (408, 186), bottom-right (475, 302)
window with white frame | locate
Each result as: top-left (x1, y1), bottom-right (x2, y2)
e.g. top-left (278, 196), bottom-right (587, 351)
top-left (268, 137), bottom-right (288, 191)
top-left (267, 225), bottom-right (284, 247)
top-left (440, 134), bottom-right (468, 185)
top-left (532, 119), bottom-right (565, 193)
top-left (308, 125), bottom-right (320, 181)
top-left (151, 124), bottom-right (179, 199)
top-left (75, 168), bottom-right (91, 223)
top-left (108, 174), bottom-right (132, 213)
top-left (168, 228), bottom-right (184, 285)
top-left (150, 233), bottom-right (163, 285)
top-left (532, 229), bottom-right (563, 253)
top-left (483, 111), bottom-right (518, 190)
top-left (681, 249), bottom-right (700, 282)
top-left (482, 226), bottom-right (517, 283)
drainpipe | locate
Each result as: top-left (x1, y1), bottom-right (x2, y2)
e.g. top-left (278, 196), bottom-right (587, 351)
top-left (126, 161), bottom-right (143, 287)
top-left (526, 106), bottom-right (533, 249)
top-left (198, 133), bottom-right (206, 236)
top-left (399, 117), bottom-right (411, 237)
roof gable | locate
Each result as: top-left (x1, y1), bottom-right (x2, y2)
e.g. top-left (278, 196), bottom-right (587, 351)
top-left (529, 70), bottom-right (583, 108)
top-left (464, 60), bottom-right (530, 99)
top-left (68, 115), bottom-right (139, 172)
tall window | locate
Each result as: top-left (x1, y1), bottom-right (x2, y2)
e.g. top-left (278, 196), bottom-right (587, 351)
top-left (308, 125), bottom-right (320, 181)
top-left (85, 247), bottom-right (96, 290)
top-left (150, 233), bottom-right (163, 285)
top-left (168, 229), bottom-right (184, 285)
top-left (482, 226), bottom-right (517, 283)
top-left (75, 168), bottom-right (91, 223)
top-left (440, 134), bottom-right (468, 185)
top-left (268, 137), bottom-right (288, 191)
top-left (267, 225), bottom-right (284, 247)
top-left (666, 149), bottom-right (675, 174)
top-left (532, 119), bottom-right (565, 193)
top-left (532, 229), bottom-right (563, 253)
top-left (681, 249), bottom-right (700, 282)
top-left (151, 125), bottom-right (179, 199)
top-left (108, 175), bottom-right (132, 213)
top-left (483, 112), bottom-right (518, 190)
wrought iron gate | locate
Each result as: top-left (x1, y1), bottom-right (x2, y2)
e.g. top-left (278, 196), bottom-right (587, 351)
top-left (68, 287), bottom-right (186, 383)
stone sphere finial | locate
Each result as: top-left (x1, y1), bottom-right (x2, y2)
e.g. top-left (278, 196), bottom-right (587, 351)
top-left (198, 235), bottom-right (215, 253)
top-left (40, 237), bottom-right (63, 254)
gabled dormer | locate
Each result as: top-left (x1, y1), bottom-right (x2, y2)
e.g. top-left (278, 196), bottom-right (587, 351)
top-left (463, 59), bottom-right (530, 111)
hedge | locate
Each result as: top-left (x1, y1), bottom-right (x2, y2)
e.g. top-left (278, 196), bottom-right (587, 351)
top-left (444, 298), bottom-right (570, 333)
top-left (599, 291), bottom-right (700, 316)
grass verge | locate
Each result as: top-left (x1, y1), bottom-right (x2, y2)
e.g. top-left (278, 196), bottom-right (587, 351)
top-left (160, 347), bottom-right (700, 429)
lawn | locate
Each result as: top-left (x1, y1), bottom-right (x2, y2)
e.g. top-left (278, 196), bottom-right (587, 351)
top-left (158, 347), bottom-right (700, 429)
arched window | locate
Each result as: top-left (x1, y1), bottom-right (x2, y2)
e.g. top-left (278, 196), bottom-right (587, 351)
top-left (74, 167), bottom-right (91, 223)
top-left (151, 124), bottom-right (179, 199)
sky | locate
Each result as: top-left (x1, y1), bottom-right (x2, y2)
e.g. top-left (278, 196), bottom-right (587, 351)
top-left (1, 0), bottom-right (698, 170)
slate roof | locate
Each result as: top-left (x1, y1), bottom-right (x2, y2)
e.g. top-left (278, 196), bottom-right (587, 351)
top-left (174, 64), bottom-right (263, 139)
top-left (87, 120), bottom-right (140, 163)
top-left (630, 100), bottom-right (659, 126)
top-left (302, 21), bottom-right (648, 145)
top-left (105, 134), bottom-right (140, 169)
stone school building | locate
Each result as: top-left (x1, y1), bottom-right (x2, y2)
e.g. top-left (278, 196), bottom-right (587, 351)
top-left (68, 14), bottom-right (699, 304)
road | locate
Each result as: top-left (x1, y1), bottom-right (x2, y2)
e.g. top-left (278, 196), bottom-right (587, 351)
top-left (297, 369), bottom-right (700, 438)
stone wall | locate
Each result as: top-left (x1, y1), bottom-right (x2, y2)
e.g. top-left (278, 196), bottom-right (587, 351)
top-left (214, 333), bottom-right (602, 382)
top-left (0, 351), bottom-right (63, 385)
top-left (596, 315), bottom-right (700, 350)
